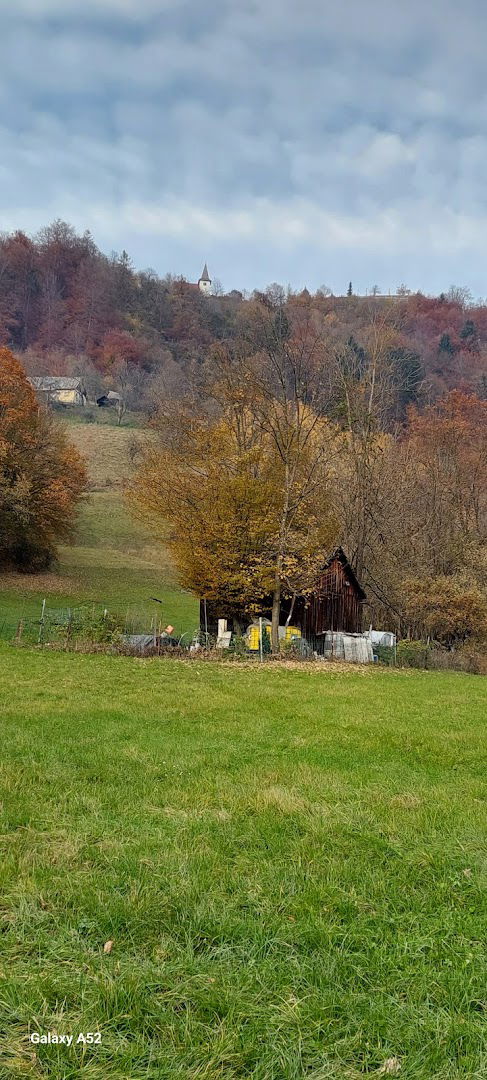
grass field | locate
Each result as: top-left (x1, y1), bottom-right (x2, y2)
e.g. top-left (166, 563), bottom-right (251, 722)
top-left (0, 416), bottom-right (198, 639)
top-left (0, 649), bottom-right (486, 1078)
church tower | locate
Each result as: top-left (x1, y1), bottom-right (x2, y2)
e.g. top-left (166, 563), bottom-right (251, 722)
top-left (198, 263), bottom-right (211, 294)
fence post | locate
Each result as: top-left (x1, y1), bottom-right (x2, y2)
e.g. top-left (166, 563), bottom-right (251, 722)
top-left (38, 598), bottom-right (46, 644)
top-left (259, 617), bottom-right (263, 663)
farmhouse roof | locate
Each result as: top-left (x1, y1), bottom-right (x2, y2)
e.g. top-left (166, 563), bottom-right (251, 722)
top-left (29, 377), bottom-right (84, 391)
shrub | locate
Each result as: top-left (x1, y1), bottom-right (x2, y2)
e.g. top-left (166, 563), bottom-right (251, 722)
top-left (396, 640), bottom-right (431, 668)
top-left (374, 644), bottom-right (395, 666)
top-left (402, 574), bottom-right (487, 647)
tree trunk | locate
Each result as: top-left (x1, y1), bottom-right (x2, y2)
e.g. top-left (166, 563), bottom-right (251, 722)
top-left (285, 592), bottom-right (296, 627)
top-left (271, 581), bottom-right (281, 653)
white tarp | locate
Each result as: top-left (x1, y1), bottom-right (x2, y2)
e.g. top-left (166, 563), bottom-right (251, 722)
top-left (367, 630), bottom-right (397, 647)
top-left (322, 632), bottom-right (374, 663)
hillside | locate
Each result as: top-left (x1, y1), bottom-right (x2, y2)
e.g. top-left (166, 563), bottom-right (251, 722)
top-left (0, 414), bottom-right (198, 639)
top-left (66, 415), bottom-right (145, 489)
top-left (2, 222), bottom-right (487, 412)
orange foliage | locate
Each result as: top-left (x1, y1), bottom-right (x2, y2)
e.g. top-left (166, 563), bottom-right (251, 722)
top-left (0, 348), bottom-right (87, 569)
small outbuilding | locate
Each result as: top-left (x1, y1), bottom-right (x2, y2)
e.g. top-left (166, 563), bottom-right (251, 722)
top-left (29, 376), bottom-right (87, 407)
top-left (200, 547), bottom-right (366, 648)
top-left (290, 548), bottom-right (366, 638)
top-left (96, 391), bottom-right (121, 407)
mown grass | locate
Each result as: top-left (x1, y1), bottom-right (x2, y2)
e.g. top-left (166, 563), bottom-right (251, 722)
top-left (0, 416), bottom-right (198, 639)
top-left (0, 649), bottom-right (486, 1078)
top-left (0, 494), bottom-right (197, 639)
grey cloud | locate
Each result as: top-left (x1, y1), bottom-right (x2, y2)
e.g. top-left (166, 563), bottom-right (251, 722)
top-left (1, 1), bottom-right (487, 292)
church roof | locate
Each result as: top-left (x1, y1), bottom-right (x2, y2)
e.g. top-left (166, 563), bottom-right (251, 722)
top-left (199, 262), bottom-right (210, 282)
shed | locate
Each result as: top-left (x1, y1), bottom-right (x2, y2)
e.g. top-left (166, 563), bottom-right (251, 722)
top-left (96, 391), bottom-right (121, 407)
top-left (200, 547), bottom-right (366, 644)
top-left (290, 548), bottom-right (366, 637)
top-left (29, 376), bottom-right (87, 407)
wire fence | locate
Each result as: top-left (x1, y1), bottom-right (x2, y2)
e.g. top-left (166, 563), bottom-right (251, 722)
top-left (2, 600), bottom-right (312, 659)
top-left (3, 602), bottom-right (430, 667)
top-left (1, 600), bottom-right (200, 650)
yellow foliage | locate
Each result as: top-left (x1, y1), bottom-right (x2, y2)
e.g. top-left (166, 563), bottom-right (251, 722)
top-left (130, 404), bottom-right (337, 612)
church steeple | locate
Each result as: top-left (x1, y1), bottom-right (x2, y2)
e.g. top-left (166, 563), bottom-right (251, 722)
top-left (198, 263), bottom-right (211, 293)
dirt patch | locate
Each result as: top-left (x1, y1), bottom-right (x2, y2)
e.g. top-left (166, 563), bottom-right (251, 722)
top-left (390, 793), bottom-right (423, 809)
top-left (0, 571), bottom-right (80, 594)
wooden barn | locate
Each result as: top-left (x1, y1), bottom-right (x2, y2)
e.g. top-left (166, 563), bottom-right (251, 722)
top-left (288, 548), bottom-right (366, 637)
top-left (200, 548), bottom-right (366, 642)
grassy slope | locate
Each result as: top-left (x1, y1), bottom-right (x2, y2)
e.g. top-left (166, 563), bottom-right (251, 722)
top-left (0, 415), bottom-right (198, 638)
top-left (0, 649), bottom-right (486, 1079)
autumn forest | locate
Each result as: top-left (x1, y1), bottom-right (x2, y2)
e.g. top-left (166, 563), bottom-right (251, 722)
top-left (1, 220), bottom-right (487, 656)
top-left (1, 219), bottom-right (487, 407)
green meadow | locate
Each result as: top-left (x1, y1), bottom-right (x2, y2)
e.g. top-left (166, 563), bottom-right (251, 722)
top-left (1, 410), bottom-right (486, 1077)
top-left (0, 650), bottom-right (486, 1078)
top-left (0, 416), bottom-right (198, 639)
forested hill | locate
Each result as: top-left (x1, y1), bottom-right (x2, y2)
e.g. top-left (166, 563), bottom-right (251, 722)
top-left (1, 220), bottom-right (486, 410)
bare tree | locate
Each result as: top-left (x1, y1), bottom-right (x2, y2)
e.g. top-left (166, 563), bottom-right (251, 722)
top-left (447, 285), bottom-right (473, 308)
top-left (230, 292), bottom-right (338, 650)
top-left (115, 396), bottom-right (127, 426)
top-left (329, 310), bottom-right (406, 583)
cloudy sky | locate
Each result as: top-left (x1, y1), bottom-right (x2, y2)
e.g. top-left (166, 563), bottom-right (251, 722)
top-left (1, 0), bottom-right (487, 295)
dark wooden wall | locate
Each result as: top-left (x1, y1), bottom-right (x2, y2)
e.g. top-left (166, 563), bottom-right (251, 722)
top-left (200, 555), bottom-right (364, 639)
top-left (291, 557), bottom-right (363, 635)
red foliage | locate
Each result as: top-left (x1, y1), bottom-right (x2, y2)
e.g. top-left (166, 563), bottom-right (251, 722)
top-left (0, 220), bottom-right (486, 403)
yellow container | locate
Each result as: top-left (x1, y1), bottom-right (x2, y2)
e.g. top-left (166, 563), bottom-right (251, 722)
top-left (248, 624), bottom-right (272, 650)
top-left (285, 625), bottom-right (301, 642)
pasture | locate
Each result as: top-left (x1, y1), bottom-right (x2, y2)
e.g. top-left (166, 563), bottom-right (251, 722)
top-left (0, 649), bottom-right (486, 1078)
top-left (0, 416), bottom-right (198, 639)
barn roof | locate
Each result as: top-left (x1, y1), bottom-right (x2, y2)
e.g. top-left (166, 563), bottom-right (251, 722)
top-left (30, 377), bottom-right (84, 391)
top-left (324, 547), bottom-right (366, 600)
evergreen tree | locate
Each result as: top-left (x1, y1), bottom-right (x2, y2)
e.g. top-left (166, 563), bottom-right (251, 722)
top-left (460, 319), bottom-right (476, 341)
top-left (439, 333), bottom-right (455, 355)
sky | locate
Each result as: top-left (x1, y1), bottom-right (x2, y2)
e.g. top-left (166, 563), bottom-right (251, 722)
top-left (1, 0), bottom-right (487, 296)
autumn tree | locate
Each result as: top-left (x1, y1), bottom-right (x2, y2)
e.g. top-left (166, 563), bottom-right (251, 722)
top-left (402, 574), bottom-right (487, 646)
top-left (130, 404), bottom-right (280, 626)
top-left (329, 310), bottom-right (409, 582)
top-left (404, 392), bottom-right (487, 569)
top-left (0, 349), bottom-right (86, 569)
top-left (346, 391), bottom-right (487, 631)
top-left (131, 296), bottom-right (338, 650)
top-left (234, 292), bottom-right (338, 648)
top-left (0, 231), bottom-right (40, 349)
